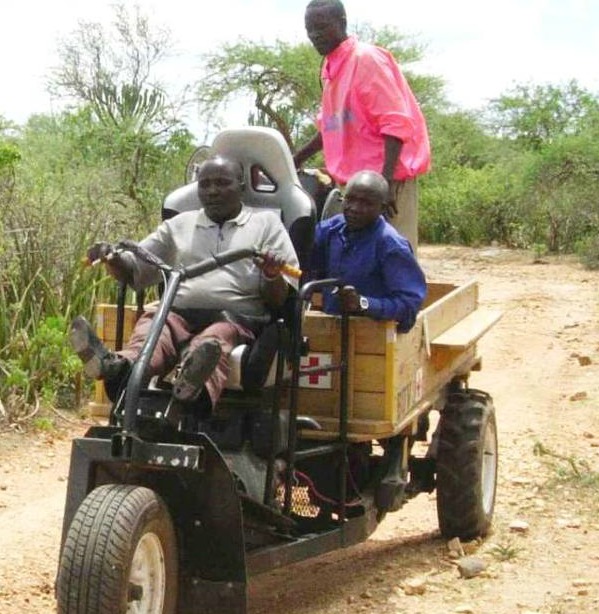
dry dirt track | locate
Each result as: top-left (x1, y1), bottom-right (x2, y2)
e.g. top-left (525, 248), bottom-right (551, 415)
top-left (1, 245), bottom-right (599, 614)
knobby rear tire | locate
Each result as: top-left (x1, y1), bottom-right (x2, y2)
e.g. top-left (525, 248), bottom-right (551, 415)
top-left (436, 389), bottom-right (498, 540)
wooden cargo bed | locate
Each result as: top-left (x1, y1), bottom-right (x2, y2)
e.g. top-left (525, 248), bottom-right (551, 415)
top-left (295, 280), bottom-right (501, 441)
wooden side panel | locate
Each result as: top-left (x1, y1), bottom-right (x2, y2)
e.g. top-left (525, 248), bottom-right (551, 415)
top-left (301, 311), bottom-right (339, 352)
top-left (354, 355), bottom-right (386, 392)
top-left (296, 312), bottom-right (392, 421)
top-left (421, 282), bottom-right (458, 309)
top-left (352, 392), bottom-right (386, 419)
top-left (303, 345), bottom-right (479, 440)
top-left (88, 304), bottom-right (139, 417)
top-left (296, 281), bottom-right (489, 439)
top-left (95, 303), bottom-right (138, 347)
top-left (353, 317), bottom-right (388, 355)
top-left (422, 279), bottom-right (479, 340)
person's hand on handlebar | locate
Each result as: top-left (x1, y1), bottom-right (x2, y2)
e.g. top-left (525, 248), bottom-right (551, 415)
top-left (87, 241), bottom-right (113, 264)
top-left (87, 241), bottom-right (133, 285)
top-left (332, 285), bottom-right (363, 313)
top-left (253, 250), bottom-right (287, 281)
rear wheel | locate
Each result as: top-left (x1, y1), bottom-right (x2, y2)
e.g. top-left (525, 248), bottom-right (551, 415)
top-left (435, 388), bottom-right (498, 539)
top-left (57, 484), bottom-right (178, 614)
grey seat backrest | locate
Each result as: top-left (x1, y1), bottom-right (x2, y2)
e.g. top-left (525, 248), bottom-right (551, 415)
top-left (162, 126), bottom-right (316, 270)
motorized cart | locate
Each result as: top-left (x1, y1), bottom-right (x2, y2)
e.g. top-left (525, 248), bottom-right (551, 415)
top-left (56, 127), bottom-right (501, 614)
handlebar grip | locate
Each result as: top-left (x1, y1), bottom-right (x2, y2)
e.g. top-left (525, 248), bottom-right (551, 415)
top-left (81, 252), bottom-right (118, 267)
top-left (81, 256), bottom-right (105, 267)
top-left (281, 263), bottom-right (302, 279)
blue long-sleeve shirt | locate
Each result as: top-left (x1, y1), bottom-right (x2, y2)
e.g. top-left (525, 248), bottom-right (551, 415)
top-left (310, 214), bottom-right (427, 332)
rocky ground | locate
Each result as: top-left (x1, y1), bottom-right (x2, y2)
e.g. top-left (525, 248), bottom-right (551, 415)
top-left (1, 245), bottom-right (598, 613)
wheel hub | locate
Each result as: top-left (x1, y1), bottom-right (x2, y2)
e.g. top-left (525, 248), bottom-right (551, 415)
top-left (127, 532), bottom-right (166, 614)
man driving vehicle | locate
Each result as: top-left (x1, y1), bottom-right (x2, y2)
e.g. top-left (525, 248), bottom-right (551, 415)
top-left (70, 154), bottom-right (300, 411)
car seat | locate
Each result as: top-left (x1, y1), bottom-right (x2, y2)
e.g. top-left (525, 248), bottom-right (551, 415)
top-left (161, 126), bottom-right (316, 394)
top-left (163, 126), bottom-right (315, 272)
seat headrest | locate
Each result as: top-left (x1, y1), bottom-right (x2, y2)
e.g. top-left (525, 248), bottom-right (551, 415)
top-left (162, 127), bottom-right (316, 268)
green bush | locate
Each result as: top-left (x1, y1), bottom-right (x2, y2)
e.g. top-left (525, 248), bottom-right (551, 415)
top-left (0, 108), bottom-right (194, 414)
top-left (576, 236), bottom-right (599, 270)
top-left (0, 315), bottom-right (81, 410)
top-left (420, 159), bottom-right (528, 247)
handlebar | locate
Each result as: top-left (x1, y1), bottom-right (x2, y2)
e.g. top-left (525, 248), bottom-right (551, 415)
top-left (84, 241), bottom-right (302, 280)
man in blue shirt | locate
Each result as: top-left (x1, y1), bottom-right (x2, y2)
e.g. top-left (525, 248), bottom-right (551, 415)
top-left (310, 169), bottom-right (426, 517)
top-left (310, 169), bottom-right (426, 332)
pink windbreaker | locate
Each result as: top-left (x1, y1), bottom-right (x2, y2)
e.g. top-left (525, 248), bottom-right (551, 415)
top-left (317, 37), bottom-right (431, 184)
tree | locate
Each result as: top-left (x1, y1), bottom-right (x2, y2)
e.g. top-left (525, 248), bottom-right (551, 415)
top-left (482, 82), bottom-right (599, 253)
top-left (353, 24), bottom-right (445, 111)
top-left (519, 127), bottom-right (599, 253)
top-left (50, 3), bottom-right (181, 131)
top-left (426, 109), bottom-right (504, 170)
top-left (49, 3), bottom-right (192, 216)
top-left (196, 39), bottom-right (321, 148)
top-left (486, 80), bottom-right (599, 150)
top-left (0, 117), bottom-right (21, 190)
top-left (195, 25), bottom-right (445, 150)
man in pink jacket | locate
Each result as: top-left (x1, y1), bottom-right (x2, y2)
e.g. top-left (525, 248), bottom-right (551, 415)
top-left (293, 0), bottom-right (431, 251)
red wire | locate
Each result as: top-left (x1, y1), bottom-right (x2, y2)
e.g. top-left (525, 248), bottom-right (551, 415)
top-left (293, 470), bottom-right (362, 508)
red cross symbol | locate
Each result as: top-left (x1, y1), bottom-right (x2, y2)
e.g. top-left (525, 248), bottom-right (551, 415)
top-left (300, 353), bottom-right (332, 388)
top-left (307, 355), bottom-right (323, 385)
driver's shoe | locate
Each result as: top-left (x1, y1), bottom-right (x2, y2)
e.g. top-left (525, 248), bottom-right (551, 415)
top-left (69, 315), bottom-right (130, 381)
top-left (173, 339), bottom-right (222, 402)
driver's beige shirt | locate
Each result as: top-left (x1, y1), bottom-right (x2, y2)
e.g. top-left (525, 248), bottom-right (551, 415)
top-left (127, 205), bottom-right (299, 317)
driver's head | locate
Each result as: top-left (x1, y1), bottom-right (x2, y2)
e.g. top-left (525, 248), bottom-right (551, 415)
top-left (342, 170), bottom-right (387, 231)
top-left (305, 0), bottom-right (347, 57)
top-left (197, 156), bottom-right (245, 224)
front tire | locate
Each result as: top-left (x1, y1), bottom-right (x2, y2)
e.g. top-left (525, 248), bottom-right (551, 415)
top-left (435, 389), bottom-right (498, 539)
top-left (57, 484), bottom-right (178, 614)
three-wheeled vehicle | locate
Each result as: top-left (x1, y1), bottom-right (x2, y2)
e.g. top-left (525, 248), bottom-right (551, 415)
top-left (56, 127), bottom-right (501, 614)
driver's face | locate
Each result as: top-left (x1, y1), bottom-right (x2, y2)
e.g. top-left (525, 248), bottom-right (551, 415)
top-left (197, 159), bottom-right (243, 223)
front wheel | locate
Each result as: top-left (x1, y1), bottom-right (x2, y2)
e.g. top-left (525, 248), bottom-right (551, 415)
top-left (57, 484), bottom-right (178, 614)
top-left (435, 389), bottom-right (498, 540)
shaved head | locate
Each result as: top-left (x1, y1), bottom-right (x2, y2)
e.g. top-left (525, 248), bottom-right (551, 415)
top-left (342, 170), bottom-right (388, 230)
top-left (346, 170), bottom-right (389, 201)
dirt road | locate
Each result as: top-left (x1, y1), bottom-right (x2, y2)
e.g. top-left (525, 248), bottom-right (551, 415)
top-left (1, 245), bottom-right (598, 613)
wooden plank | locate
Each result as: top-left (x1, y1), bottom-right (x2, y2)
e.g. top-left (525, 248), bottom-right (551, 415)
top-left (421, 282), bottom-right (458, 308)
top-left (431, 309), bottom-right (502, 350)
top-left (89, 304), bottom-right (139, 417)
top-left (353, 318), bottom-right (388, 354)
top-left (354, 355), bottom-right (386, 392)
top-left (420, 279), bottom-right (479, 340)
top-left (301, 312), bottom-right (338, 352)
top-left (306, 416), bottom-right (393, 435)
top-left (295, 389), bottom-right (339, 418)
top-left (347, 322), bottom-right (356, 417)
top-left (353, 391), bottom-right (386, 419)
